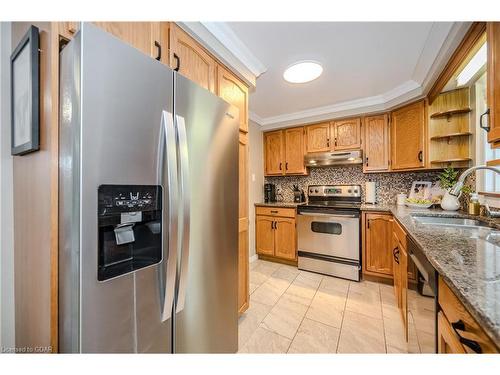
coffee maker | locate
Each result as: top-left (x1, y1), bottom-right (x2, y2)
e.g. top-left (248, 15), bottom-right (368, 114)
top-left (264, 183), bottom-right (276, 203)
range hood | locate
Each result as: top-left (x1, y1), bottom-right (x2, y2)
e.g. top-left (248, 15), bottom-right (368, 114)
top-left (304, 150), bottom-right (363, 167)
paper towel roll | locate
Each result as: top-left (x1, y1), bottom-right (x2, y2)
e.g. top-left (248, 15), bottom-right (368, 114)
top-left (365, 181), bottom-right (376, 204)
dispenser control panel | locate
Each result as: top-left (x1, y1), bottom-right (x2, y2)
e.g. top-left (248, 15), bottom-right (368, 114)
top-left (98, 185), bottom-right (162, 215)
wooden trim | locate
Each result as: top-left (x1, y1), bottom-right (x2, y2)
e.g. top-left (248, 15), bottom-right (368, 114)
top-left (257, 254), bottom-right (298, 267)
top-left (486, 158), bottom-right (500, 166)
top-left (50, 22), bottom-right (61, 354)
top-left (428, 22), bottom-right (486, 104)
top-left (478, 191), bottom-right (500, 198)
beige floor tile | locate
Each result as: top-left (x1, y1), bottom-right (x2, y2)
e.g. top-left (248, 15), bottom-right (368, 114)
top-left (337, 310), bottom-right (386, 353)
top-left (319, 276), bottom-right (350, 295)
top-left (249, 258), bottom-right (263, 271)
top-left (382, 302), bottom-right (401, 321)
top-left (305, 290), bottom-right (346, 328)
top-left (294, 270), bottom-right (323, 289)
top-left (349, 280), bottom-right (380, 294)
top-left (250, 270), bottom-right (270, 286)
top-left (249, 281), bottom-right (260, 294)
top-left (239, 326), bottom-right (291, 353)
top-left (238, 301), bottom-right (272, 349)
top-left (416, 329), bottom-right (435, 353)
top-left (384, 319), bottom-right (420, 354)
top-left (288, 318), bottom-right (340, 353)
top-left (251, 276), bottom-right (291, 306)
top-left (345, 288), bottom-right (383, 320)
top-left (272, 265), bottom-right (300, 283)
top-left (261, 293), bottom-right (309, 339)
top-left (254, 261), bottom-right (281, 277)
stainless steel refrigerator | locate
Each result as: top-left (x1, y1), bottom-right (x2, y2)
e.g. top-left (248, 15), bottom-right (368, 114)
top-left (58, 23), bottom-right (239, 353)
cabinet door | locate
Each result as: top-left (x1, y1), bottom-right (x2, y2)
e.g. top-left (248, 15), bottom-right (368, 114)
top-left (256, 216), bottom-right (275, 256)
top-left (392, 232), bottom-right (401, 308)
top-left (264, 131), bottom-right (284, 175)
top-left (306, 123), bottom-right (330, 153)
top-left (364, 114), bottom-right (390, 172)
top-left (487, 22), bottom-right (500, 145)
top-left (274, 218), bottom-right (296, 260)
top-left (170, 23), bottom-right (216, 92)
top-left (217, 65), bottom-right (249, 132)
top-left (365, 214), bottom-right (393, 276)
top-left (284, 127), bottom-right (306, 175)
top-left (238, 132), bottom-right (249, 314)
top-left (391, 101), bottom-right (425, 170)
top-left (93, 22), bottom-right (165, 62)
top-left (438, 312), bottom-right (466, 353)
top-left (332, 118), bottom-right (361, 150)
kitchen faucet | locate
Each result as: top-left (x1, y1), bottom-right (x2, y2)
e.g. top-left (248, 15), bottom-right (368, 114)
top-left (449, 166), bottom-right (500, 196)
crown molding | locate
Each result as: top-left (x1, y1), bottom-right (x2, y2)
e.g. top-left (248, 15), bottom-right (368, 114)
top-left (253, 21), bottom-right (471, 130)
top-left (178, 22), bottom-right (266, 88)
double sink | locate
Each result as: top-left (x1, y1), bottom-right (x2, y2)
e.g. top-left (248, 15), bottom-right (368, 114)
top-left (411, 214), bottom-right (500, 247)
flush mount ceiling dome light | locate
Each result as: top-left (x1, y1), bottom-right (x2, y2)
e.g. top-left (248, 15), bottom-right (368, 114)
top-left (283, 61), bottom-right (323, 83)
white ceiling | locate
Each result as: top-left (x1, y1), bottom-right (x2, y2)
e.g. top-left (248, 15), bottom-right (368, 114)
top-left (182, 22), bottom-right (471, 129)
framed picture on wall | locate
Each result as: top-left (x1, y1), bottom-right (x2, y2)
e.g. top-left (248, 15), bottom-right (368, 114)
top-left (10, 25), bottom-right (39, 156)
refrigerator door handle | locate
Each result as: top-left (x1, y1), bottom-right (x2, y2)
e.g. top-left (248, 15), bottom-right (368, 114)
top-left (159, 110), bottom-right (179, 322)
top-left (175, 114), bottom-right (191, 314)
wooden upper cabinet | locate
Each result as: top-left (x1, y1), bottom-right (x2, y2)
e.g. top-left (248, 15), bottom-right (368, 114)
top-left (217, 65), bottom-right (249, 132)
top-left (487, 22), bottom-right (500, 145)
top-left (170, 23), bottom-right (216, 92)
top-left (93, 22), bottom-right (167, 64)
top-left (306, 123), bottom-right (330, 153)
top-left (391, 100), bottom-right (425, 170)
top-left (364, 114), bottom-right (390, 172)
top-left (331, 118), bottom-right (361, 150)
top-left (264, 131), bottom-right (284, 175)
top-left (365, 213), bottom-right (394, 276)
top-left (284, 127), bottom-right (306, 174)
top-left (274, 218), bottom-right (296, 260)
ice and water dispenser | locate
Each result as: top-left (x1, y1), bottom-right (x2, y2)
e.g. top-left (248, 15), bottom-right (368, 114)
top-left (97, 185), bottom-right (162, 281)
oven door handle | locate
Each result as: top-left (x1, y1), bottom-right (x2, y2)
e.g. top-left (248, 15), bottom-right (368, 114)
top-left (298, 212), bottom-right (359, 218)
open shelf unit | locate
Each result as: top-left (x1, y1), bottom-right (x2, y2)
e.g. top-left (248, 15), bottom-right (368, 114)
top-left (428, 88), bottom-right (474, 169)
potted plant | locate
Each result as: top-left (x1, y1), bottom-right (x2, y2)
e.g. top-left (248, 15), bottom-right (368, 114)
top-left (438, 167), bottom-right (472, 211)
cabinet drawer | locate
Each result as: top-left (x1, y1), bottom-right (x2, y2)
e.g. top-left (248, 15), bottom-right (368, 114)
top-left (255, 206), bottom-right (296, 218)
top-left (393, 219), bottom-right (406, 247)
top-left (438, 276), bottom-right (498, 353)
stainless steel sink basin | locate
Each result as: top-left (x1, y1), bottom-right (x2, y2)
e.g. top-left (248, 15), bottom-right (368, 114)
top-left (411, 215), bottom-right (492, 229)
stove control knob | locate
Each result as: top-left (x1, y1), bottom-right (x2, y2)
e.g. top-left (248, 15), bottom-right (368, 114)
top-left (314, 189), bottom-right (319, 193)
top-left (348, 189), bottom-right (352, 193)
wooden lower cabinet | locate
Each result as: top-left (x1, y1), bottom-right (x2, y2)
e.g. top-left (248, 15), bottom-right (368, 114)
top-left (256, 208), bottom-right (297, 262)
top-left (363, 212), bottom-right (394, 277)
top-left (392, 220), bottom-right (408, 340)
top-left (438, 276), bottom-right (499, 353)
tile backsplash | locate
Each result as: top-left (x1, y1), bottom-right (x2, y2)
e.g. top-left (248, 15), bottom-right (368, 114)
top-left (265, 165), bottom-right (446, 205)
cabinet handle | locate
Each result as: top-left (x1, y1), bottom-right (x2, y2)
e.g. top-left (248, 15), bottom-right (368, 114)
top-left (334, 137), bottom-right (337, 147)
top-left (285, 162), bottom-right (288, 170)
top-left (393, 247), bottom-right (399, 264)
top-left (154, 41), bottom-right (161, 61)
top-left (270, 210), bottom-right (278, 214)
top-left (275, 221), bottom-right (278, 229)
top-left (279, 162), bottom-right (282, 171)
top-left (327, 138), bottom-right (330, 148)
top-left (173, 53), bottom-right (180, 72)
top-left (367, 219), bottom-right (370, 229)
top-left (451, 320), bottom-right (483, 353)
top-left (418, 151), bottom-right (423, 162)
top-left (271, 221), bottom-right (275, 230)
top-left (480, 109), bottom-right (490, 132)
top-left (365, 157), bottom-right (369, 167)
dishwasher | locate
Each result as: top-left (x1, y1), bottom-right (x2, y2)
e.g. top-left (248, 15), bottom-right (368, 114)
top-left (407, 237), bottom-right (437, 353)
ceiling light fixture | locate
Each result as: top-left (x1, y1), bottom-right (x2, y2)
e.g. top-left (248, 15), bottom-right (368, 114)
top-left (283, 61), bottom-right (323, 84)
top-left (456, 43), bottom-right (487, 87)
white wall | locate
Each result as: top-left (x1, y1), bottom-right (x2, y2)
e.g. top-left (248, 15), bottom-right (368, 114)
top-left (248, 120), bottom-right (264, 259)
top-left (0, 21), bottom-right (15, 350)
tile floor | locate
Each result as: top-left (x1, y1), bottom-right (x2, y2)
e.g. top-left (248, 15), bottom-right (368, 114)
top-left (238, 259), bottom-right (434, 353)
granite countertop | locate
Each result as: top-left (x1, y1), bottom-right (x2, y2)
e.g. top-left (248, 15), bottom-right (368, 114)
top-left (386, 205), bottom-right (500, 346)
top-left (254, 202), bottom-right (305, 208)
top-left (360, 203), bottom-right (393, 212)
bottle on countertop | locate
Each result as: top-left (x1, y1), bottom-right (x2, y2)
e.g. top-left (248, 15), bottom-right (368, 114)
top-left (468, 193), bottom-right (480, 216)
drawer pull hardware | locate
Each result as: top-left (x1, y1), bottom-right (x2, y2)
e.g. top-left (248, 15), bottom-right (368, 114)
top-left (154, 41), bottom-right (161, 61)
top-left (418, 150), bottom-right (423, 162)
top-left (270, 210), bottom-right (278, 214)
top-left (393, 247), bottom-right (399, 264)
top-left (173, 53), bottom-right (180, 71)
top-left (451, 320), bottom-right (483, 354)
top-left (279, 162), bottom-right (282, 171)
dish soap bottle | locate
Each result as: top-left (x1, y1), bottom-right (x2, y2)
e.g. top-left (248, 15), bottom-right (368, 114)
top-left (468, 193), bottom-right (480, 216)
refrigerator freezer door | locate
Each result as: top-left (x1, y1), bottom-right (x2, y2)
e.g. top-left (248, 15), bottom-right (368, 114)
top-left (173, 74), bottom-right (239, 353)
top-left (59, 23), bottom-right (175, 353)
